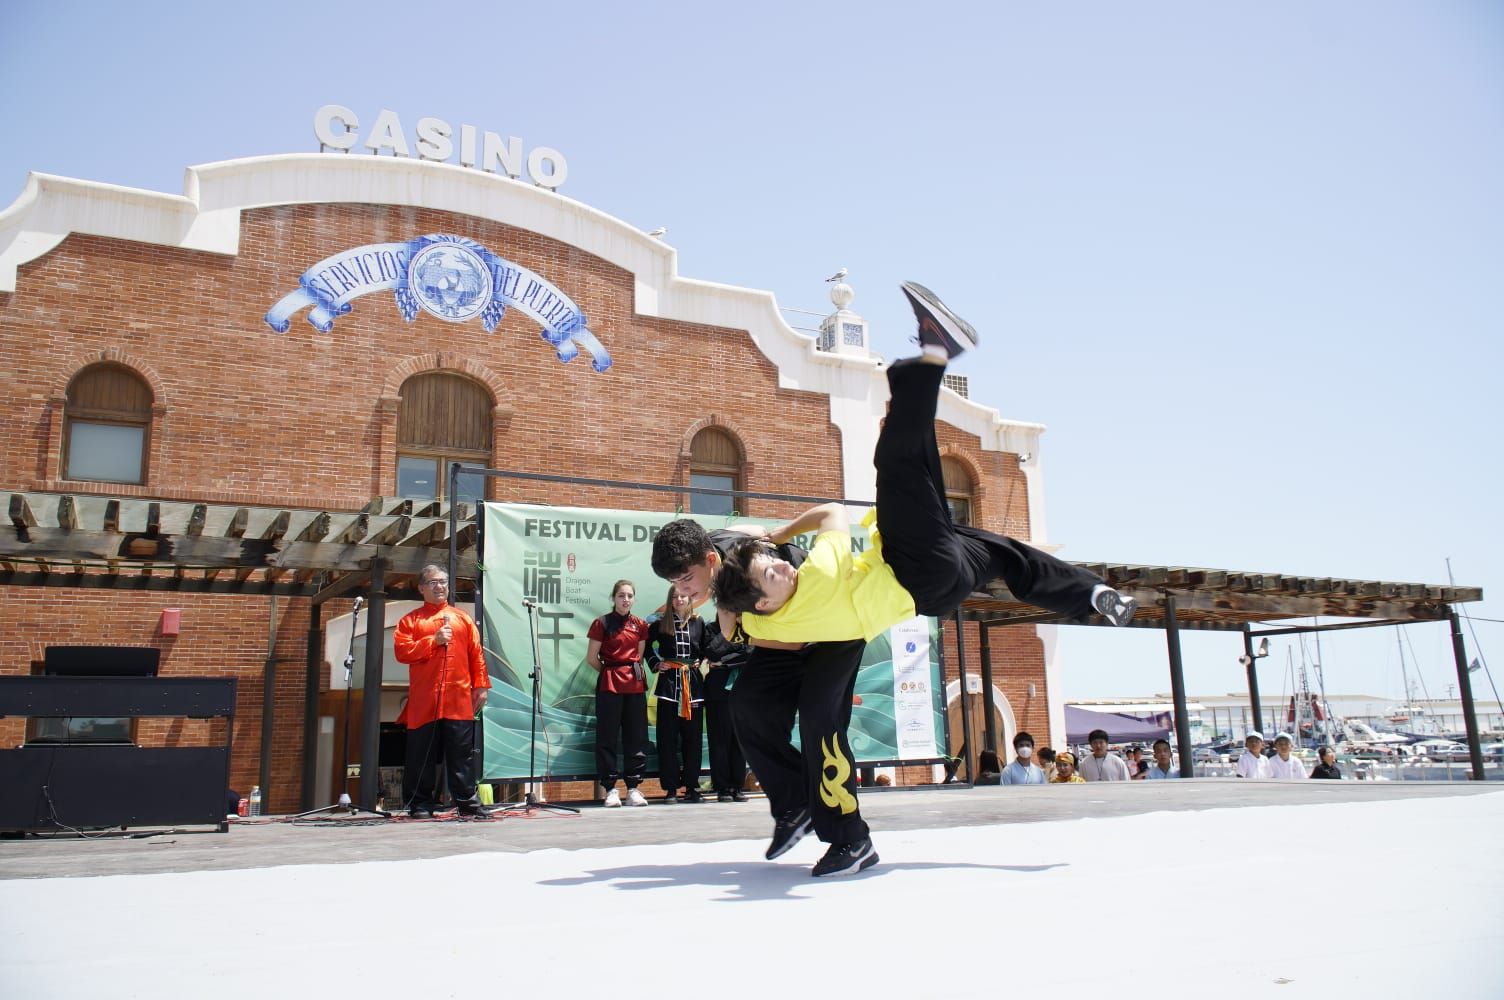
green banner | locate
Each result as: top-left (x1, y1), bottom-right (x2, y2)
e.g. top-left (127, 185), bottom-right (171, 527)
top-left (477, 503), bottom-right (945, 780)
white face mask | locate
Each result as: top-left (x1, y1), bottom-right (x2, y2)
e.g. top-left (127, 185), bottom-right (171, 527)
top-left (1017, 746), bottom-right (1033, 759)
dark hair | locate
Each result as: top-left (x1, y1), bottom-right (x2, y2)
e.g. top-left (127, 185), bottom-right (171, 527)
top-left (651, 519), bottom-right (714, 579)
top-left (710, 537), bottom-right (773, 614)
top-left (1012, 730), bottom-right (1034, 750)
top-left (610, 579), bottom-right (635, 599)
top-left (1318, 745), bottom-right (1335, 759)
top-left (1036, 747), bottom-right (1056, 764)
top-left (1088, 728), bottom-right (1109, 744)
top-left (1152, 738), bottom-right (1171, 753)
top-left (977, 749), bottom-right (1002, 773)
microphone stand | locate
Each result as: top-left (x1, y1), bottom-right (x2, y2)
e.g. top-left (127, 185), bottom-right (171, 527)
top-left (296, 595), bottom-right (391, 819)
top-left (507, 599), bottom-right (578, 815)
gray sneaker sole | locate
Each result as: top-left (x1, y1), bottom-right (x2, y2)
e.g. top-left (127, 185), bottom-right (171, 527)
top-left (901, 281), bottom-right (979, 354)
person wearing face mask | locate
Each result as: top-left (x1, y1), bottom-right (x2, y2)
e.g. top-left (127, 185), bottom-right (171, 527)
top-left (587, 579), bottom-right (652, 807)
top-left (1001, 731), bottom-right (1046, 785)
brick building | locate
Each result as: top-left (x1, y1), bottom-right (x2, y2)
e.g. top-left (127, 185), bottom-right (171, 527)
top-left (0, 153), bottom-right (1064, 812)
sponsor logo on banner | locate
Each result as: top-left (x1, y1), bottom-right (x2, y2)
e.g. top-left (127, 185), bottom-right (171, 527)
top-left (264, 234), bottom-right (611, 371)
top-left (890, 616), bottom-right (937, 759)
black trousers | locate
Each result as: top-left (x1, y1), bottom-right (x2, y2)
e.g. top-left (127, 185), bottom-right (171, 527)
top-left (655, 701), bottom-right (704, 793)
top-left (595, 689), bottom-right (648, 789)
top-left (705, 696), bottom-right (746, 793)
top-left (403, 718), bottom-right (480, 811)
top-left (876, 359), bottom-right (1103, 618)
top-left (730, 639), bottom-right (869, 845)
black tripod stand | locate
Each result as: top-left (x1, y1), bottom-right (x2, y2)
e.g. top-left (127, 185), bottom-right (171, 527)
top-left (504, 599), bottom-right (578, 815)
top-left (296, 596), bottom-right (390, 820)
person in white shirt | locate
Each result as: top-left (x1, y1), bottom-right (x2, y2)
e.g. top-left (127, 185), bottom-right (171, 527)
top-left (1144, 738), bottom-right (1180, 779)
top-left (1001, 731), bottom-right (1046, 785)
top-left (1265, 732), bottom-right (1308, 780)
top-left (1079, 729), bottom-right (1132, 782)
top-left (1235, 731), bottom-right (1270, 779)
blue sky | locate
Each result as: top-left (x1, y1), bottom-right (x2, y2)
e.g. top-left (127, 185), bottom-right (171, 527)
top-left (3, 1), bottom-right (1500, 704)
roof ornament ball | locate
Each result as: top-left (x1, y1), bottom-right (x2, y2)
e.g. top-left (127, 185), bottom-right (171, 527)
top-left (825, 267), bottom-right (853, 310)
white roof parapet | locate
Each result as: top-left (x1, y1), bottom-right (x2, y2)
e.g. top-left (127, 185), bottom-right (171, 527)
top-left (0, 153), bottom-right (1038, 467)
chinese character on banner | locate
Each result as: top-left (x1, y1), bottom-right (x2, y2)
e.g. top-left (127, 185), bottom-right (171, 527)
top-left (522, 551), bottom-right (563, 604)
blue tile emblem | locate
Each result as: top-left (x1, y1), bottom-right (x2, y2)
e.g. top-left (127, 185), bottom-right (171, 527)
top-left (264, 233), bottom-right (611, 371)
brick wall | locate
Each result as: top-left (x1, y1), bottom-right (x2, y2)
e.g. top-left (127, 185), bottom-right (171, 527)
top-left (0, 200), bottom-right (1045, 805)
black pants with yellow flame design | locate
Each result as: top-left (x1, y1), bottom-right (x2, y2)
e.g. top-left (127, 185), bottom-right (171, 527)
top-left (730, 639), bottom-right (869, 846)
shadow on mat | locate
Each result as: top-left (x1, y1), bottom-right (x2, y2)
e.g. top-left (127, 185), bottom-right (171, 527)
top-left (539, 860), bottom-right (1066, 902)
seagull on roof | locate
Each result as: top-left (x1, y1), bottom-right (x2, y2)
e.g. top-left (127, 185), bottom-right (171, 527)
top-left (824, 267), bottom-right (848, 282)
top-left (648, 226), bottom-right (667, 238)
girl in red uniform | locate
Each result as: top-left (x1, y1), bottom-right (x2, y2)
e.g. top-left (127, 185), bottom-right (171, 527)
top-left (587, 579), bottom-right (652, 806)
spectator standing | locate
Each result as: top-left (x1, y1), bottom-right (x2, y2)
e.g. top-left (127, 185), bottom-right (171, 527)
top-left (587, 580), bottom-right (652, 807)
top-left (1001, 731), bottom-right (1046, 785)
top-left (645, 587), bottom-right (713, 803)
top-left (1144, 738), bottom-right (1180, 779)
top-left (1235, 732), bottom-right (1270, 779)
top-left (1310, 745), bottom-right (1342, 779)
top-left (1124, 745), bottom-right (1149, 779)
top-left (702, 615), bottom-right (749, 802)
top-left (1079, 729), bottom-right (1132, 782)
top-left (1050, 751), bottom-right (1085, 783)
top-left (393, 564), bottom-right (491, 819)
top-left (1266, 733), bottom-right (1308, 780)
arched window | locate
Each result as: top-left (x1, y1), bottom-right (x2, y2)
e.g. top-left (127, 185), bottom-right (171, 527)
top-left (64, 364), bottom-right (153, 484)
top-left (689, 427), bottom-right (743, 516)
top-left (941, 456), bottom-right (974, 527)
top-left (396, 372), bottom-right (493, 502)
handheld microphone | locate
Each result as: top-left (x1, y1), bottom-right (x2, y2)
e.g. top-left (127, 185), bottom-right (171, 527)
top-left (352, 596), bottom-right (365, 612)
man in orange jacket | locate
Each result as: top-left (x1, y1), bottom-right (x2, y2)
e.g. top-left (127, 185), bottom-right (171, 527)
top-left (393, 564), bottom-right (491, 818)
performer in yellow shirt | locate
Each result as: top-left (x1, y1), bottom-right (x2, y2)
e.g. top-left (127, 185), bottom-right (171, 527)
top-left (713, 281), bottom-right (1137, 643)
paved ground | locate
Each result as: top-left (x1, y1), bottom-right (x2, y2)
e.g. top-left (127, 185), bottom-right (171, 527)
top-left (3, 778), bottom-right (1496, 879)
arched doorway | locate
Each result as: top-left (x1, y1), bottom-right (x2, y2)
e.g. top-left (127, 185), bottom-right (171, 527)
top-left (942, 679), bottom-right (1017, 780)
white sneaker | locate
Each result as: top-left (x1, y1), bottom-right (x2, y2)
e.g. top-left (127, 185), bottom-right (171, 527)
top-left (603, 788), bottom-right (621, 808)
top-left (625, 787), bottom-right (648, 807)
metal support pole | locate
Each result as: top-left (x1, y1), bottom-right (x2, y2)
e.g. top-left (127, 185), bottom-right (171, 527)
top-left (1448, 608), bottom-right (1486, 780)
top-left (1242, 630), bottom-right (1263, 739)
top-left (299, 602), bottom-right (322, 811)
top-left (952, 611), bottom-right (974, 783)
top-left (1166, 596), bottom-right (1194, 778)
top-left (358, 561), bottom-right (387, 810)
top-left (978, 622), bottom-right (998, 754)
top-left (258, 596), bottom-right (279, 810)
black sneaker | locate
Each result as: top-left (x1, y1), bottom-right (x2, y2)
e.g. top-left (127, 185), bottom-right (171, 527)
top-left (456, 803), bottom-right (489, 819)
top-left (717, 791), bottom-right (734, 803)
top-left (684, 789), bottom-right (704, 804)
top-left (764, 807), bottom-right (813, 860)
top-left (731, 789), bottom-right (749, 802)
top-left (811, 838), bottom-right (879, 878)
top-left (900, 281), bottom-right (978, 359)
top-left (663, 794), bottom-right (678, 804)
top-left (1093, 587), bottom-right (1138, 627)
top-left (408, 807), bottom-right (433, 820)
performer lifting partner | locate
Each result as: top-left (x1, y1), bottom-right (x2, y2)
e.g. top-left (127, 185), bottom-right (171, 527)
top-left (393, 564), bottom-right (491, 819)
top-left (652, 527), bottom-right (871, 877)
top-left (713, 281), bottom-right (1137, 646)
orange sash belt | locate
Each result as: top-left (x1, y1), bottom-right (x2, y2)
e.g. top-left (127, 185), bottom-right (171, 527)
top-left (662, 661), bottom-right (693, 720)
